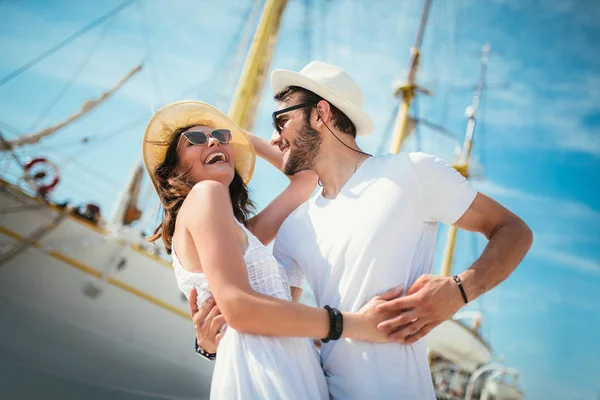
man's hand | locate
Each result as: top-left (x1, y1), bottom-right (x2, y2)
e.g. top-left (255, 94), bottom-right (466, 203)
top-left (375, 275), bottom-right (464, 344)
top-left (189, 288), bottom-right (227, 353)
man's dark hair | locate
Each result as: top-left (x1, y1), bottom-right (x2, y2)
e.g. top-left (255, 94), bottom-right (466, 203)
top-left (274, 86), bottom-right (357, 138)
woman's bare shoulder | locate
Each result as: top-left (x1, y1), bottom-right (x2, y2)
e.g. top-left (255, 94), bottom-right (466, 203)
top-left (179, 181), bottom-right (230, 223)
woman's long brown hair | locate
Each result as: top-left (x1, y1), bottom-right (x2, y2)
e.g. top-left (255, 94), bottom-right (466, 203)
top-left (147, 126), bottom-right (254, 254)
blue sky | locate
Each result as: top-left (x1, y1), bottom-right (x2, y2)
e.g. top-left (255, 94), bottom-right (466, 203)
top-left (1, 0), bottom-right (598, 398)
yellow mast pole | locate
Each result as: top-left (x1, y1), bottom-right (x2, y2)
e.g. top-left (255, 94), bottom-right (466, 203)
top-left (439, 43), bottom-right (490, 277)
top-left (389, 0), bottom-right (433, 154)
top-left (228, 0), bottom-right (288, 131)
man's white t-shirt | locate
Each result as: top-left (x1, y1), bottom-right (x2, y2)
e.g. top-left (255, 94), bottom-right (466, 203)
top-left (273, 152), bottom-right (477, 399)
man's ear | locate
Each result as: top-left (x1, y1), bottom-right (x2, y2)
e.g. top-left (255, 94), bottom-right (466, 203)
top-left (315, 100), bottom-right (330, 123)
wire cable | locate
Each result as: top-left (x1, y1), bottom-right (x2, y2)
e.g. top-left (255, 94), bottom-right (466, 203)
top-left (0, 0), bottom-right (138, 86)
top-left (27, 13), bottom-right (118, 131)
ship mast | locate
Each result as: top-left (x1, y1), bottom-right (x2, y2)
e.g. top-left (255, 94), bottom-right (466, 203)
top-left (386, 0), bottom-right (492, 278)
top-left (389, 0), bottom-right (433, 154)
top-left (228, 0), bottom-right (289, 131)
top-left (439, 43), bottom-right (490, 277)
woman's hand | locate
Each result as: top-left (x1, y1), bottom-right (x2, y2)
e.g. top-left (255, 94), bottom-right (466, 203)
top-left (350, 286), bottom-right (404, 343)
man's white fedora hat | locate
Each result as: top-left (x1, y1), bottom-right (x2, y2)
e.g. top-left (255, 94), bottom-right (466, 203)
top-left (270, 61), bottom-right (374, 136)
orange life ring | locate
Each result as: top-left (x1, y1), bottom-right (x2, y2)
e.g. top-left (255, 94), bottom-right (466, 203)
top-left (24, 157), bottom-right (60, 195)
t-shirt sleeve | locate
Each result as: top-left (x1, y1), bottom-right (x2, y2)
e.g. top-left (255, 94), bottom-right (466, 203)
top-left (273, 222), bottom-right (304, 288)
top-left (408, 152), bottom-right (477, 224)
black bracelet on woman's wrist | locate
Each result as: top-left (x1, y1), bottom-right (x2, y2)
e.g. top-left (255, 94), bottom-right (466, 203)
top-left (321, 305), bottom-right (343, 343)
top-left (194, 338), bottom-right (216, 361)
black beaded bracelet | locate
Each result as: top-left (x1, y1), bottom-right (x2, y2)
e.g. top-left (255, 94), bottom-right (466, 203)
top-left (452, 275), bottom-right (469, 304)
top-left (194, 338), bottom-right (216, 361)
top-left (321, 305), bottom-right (343, 343)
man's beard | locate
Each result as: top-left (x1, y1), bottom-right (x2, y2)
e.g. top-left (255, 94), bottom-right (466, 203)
top-left (283, 120), bottom-right (322, 175)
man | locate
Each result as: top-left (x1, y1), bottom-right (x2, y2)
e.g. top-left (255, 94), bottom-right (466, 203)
top-left (190, 61), bottom-right (533, 398)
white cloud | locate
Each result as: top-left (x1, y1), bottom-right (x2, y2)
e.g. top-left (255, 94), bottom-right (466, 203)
top-left (485, 84), bottom-right (600, 156)
top-left (484, 281), bottom-right (600, 318)
top-left (483, 287), bottom-right (556, 316)
top-left (489, 0), bottom-right (600, 28)
top-left (472, 180), bottom-right (531, 199)
top-left (530, 248), bottom-right (600, 276)
top-left (471, 181), bottom-right (600, 270)
top-left (473, 180), bottom-right (600, 223)
top-left (535, 232), bottom-right (600, 247)
top-left (440, 23), bottom-right (600, 158)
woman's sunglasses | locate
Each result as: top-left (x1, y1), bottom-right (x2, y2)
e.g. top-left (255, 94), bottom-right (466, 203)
top-left (179, 129), bottom-right (232, 148)
top-left (272, 101), bottom-right (317, 133)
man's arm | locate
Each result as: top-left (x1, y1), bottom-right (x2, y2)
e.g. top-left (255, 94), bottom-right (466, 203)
top-left (376, 192), bottom-right (533, 343)
top-left (453, 192), bottom-right (532, 300)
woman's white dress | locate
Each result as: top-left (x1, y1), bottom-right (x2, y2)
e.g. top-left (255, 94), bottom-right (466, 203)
top-left (172, 222), bottom-right (328, 399)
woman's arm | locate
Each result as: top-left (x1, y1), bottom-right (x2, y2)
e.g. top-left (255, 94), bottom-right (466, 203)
top-left (181, 181), bottom-right (397, 341)
top-left (245, 131), bottom-right (318, 245)
top-left (246, 170), bottom-right (317, 245)
top-left (246, 130), bottom-right (284, 171)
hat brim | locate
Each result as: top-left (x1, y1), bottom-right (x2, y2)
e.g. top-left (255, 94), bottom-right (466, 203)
top-left (142, 101), bottom-right (255, 194)
top-left (270, 69), bottom-right (374, 136)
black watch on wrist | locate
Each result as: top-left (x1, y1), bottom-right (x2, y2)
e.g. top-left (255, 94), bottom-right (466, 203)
top-left (194, 338), bottom-right (216, 361)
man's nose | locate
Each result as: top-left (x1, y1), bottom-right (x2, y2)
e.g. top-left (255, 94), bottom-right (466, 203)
top-left (270, 129), bottom-right (281, 146)
top-left (207, 137), bottom-right (219, 147)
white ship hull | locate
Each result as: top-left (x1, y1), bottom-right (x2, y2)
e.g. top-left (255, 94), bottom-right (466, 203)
top-left (482, 382), bottom-right (524, 400)
top-left (427, 319), bottom-right (492, 372)
top-left (0, 183), bottom-right (213, 399)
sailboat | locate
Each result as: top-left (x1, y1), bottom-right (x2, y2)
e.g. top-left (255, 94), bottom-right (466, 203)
top-left (0, 0), bottom-right (287, 398)
top-left (0, 0), bottom-right (522, 399)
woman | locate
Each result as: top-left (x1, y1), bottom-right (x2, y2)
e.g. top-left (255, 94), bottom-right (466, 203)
top-left (142, 101), bottom-right (400, 399)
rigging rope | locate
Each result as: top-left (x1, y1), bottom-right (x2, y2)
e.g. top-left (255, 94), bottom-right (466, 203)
top-left (1, 65), bottom-right (142, 150)
top-left (46, 112), bottom-right (148, 153)
top-left (0, 0), bottom-right (138, 87)
top-left (27, 13), bottom-right (119, 132)
top-left (0, 120), bottom-right (123, 191)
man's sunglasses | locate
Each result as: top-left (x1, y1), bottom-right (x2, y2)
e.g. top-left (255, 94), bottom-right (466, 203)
top-left (272, 101), bottom-right (317, 133)
top-left (179, 129), bottom-right (232, 148)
